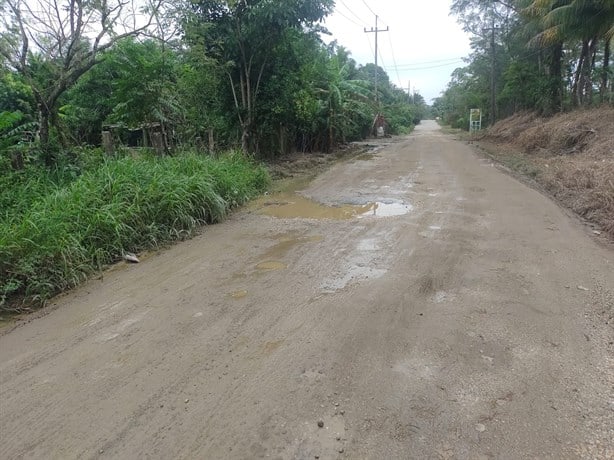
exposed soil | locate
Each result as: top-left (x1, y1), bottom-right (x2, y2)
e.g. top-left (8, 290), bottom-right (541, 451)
top-left (1, 122), bottom-right (613, 459)
top-left (475, 106), bottom-right (614, 239)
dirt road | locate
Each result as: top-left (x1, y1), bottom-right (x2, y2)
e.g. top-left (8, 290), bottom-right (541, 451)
top-left (1, 121), bottom-right (613, 459)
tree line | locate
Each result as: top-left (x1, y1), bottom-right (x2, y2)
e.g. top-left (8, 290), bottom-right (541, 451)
top-left (433, 0), bottom-right (614, 129)
top-left (0, 0), bottom-right (426, 166)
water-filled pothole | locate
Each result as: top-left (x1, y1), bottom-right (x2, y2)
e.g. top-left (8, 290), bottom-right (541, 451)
top-left (254, 193), bottom-right (411, 220)
top-left (358, 202), bottom-right (413, 218)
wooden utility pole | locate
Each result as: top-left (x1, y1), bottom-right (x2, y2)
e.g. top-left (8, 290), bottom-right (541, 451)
top-left (364, 15), bottom-right (389, 107)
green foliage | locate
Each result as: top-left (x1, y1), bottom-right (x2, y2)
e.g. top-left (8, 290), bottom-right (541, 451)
top-left (441, 0), bottom-right (614, 128)
top-left (0, 152), bottom-right (270, 309)
top-left (105, 39), bottom-right (183, 128)
top-left (0, 72), bottom-right (35, 116)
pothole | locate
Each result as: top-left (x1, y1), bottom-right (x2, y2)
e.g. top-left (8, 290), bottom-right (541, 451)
top-left (358, 202), bottom-right (413, 218)
top-left (254, 193), bottom-right (412, 220)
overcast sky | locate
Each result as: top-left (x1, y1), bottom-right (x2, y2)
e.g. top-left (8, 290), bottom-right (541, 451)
top-left (322, 0), bottom-right (472, 104)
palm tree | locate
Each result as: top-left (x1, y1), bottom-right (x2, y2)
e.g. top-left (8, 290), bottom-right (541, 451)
top-left (528, 0), bottom-right (614, 105)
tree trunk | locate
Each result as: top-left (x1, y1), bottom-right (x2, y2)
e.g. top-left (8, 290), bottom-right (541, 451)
top-left (600, 39), bottom-right (611, 103)
top-left (241, 121), bottom-right (250, 153)
top-left (548, 43), bottom-right (563, 114)
top-left (584, 38), bottom-right (598, 105)
top-left (208, 129), bottom-right (215, 153)
top-left (38, 103), bottom-right (54, 166)
top-left (572, 39), bottom-right (589, 106)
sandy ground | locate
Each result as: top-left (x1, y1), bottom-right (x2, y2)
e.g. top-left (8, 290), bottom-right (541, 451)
top-left (1, 121), bottom-right (613, 459)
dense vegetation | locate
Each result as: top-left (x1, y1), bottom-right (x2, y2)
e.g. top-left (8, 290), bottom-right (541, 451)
top-left (435, 0), bottom-right (614, 129)
top-left (0, 152), bottom-right (269, 308)
top-left (0, 0), bottom-right (424, 163)
top-left (0, 0), bottom-right (426, 309)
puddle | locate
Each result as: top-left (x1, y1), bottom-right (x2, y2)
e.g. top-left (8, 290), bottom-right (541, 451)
top-left (358, 201), bottom-right (413, 218)
top-left (254, 193), bottom-right (412, 220)
top-left (256, 261), bottom-right (287, 271)
top-left (229, 290), bottom-right (249, 299)
top-left (263, 234), bottom-right (323, 260)
top-left (255, 193), bottom-right (372, 220)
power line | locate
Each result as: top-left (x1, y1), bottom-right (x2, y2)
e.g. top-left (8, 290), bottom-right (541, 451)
top-left (386, 60), bottom-right (465, 71)
top-left (397, 57), bottom-right (465, 66)
top-left (334, 8), bottom-right (363, 27)
top-left (386, 31), bottom-right (403, 88)
top-left (360, 0), bottom-right (376, 17)
top-left (338, 0), bottom-right (368, 26)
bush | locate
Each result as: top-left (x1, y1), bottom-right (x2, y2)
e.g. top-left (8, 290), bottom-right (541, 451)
top-left (0, 151), bottom-right (270, 309)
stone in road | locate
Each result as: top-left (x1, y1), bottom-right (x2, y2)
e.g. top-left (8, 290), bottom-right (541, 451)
top-left (1, 121), bottom-right (612, 459)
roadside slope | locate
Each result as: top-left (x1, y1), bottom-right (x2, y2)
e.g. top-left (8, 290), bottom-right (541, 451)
top-left (479, 106), bottom-right (614, 239)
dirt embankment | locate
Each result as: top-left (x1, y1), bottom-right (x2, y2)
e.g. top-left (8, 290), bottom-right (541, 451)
top-left (474, 106), bottom-right (614, 239)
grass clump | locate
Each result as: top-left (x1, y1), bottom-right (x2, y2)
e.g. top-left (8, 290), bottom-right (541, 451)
top-left (0, 151), bottom-right (269, 310)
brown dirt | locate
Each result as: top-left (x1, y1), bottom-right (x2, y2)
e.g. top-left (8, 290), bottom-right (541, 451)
top-left (479, 106), bottom-right (614, 238)
top-left (1, 122), bottom-right (613, 459)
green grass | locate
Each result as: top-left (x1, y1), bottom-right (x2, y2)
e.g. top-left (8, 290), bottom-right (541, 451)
top-left (0, 151), bottom-right (269, 310)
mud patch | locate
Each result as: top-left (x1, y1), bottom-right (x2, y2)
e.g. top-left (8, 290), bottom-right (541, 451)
top-left (256, 261), bottom-right (287, 271)
top-left (230, 290), bottom-right (249, 299)
top-left (263, 234), bottom-right (323, 260)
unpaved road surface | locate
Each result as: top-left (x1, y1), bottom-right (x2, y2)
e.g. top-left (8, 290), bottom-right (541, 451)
top-left (1, 121), bottom-right (613, 459)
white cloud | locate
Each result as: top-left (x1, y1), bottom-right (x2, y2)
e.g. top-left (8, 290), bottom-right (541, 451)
top-left (322, 0), bottom-right (472, 103)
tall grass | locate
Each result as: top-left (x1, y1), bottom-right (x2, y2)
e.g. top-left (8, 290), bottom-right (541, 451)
top-left (0, 151), bottom-right (269, 310)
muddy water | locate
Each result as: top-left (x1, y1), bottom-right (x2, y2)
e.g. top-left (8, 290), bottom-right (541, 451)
top-left (262, 234), bottom-right (324, 259)
top-left (255, 261), bottom-right (288, 271)
top-left (253, 193), bottom-right (411, 220)
top-left (253, 160), bottom-right (413, 221)
top-left (229, 290), bottom-right (249, 299)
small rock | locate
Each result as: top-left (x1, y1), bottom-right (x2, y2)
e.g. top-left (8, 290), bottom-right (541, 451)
top-left (184, 399), bottom-right (189, 404)
top-left (475, 423), bottom-right (486, 432)
top-left (336, 436), bottom-right (341, 441)
top-left (593, 230), bottom-right (602, 235)
top-left (317, 420), bottom-right (324, 428)
top-left (339, 448), bottom-right (344, 453)
top-left (99, 449), bottom-right (104, 454)
top-left (123, 253), bottom-right (139, 263)
top-left (340, 410), bottom-right (345, 415)
top-left (577, 286), bottom-right (589, 291)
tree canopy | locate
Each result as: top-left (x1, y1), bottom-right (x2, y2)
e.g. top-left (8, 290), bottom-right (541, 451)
top-left (434, 0), bottom-right (613, 129)
top-left (0, 0), bottom-right (423, 164)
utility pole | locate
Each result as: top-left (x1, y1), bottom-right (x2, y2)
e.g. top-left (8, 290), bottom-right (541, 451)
top-left (364, 15), bottom-right (389, 107)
